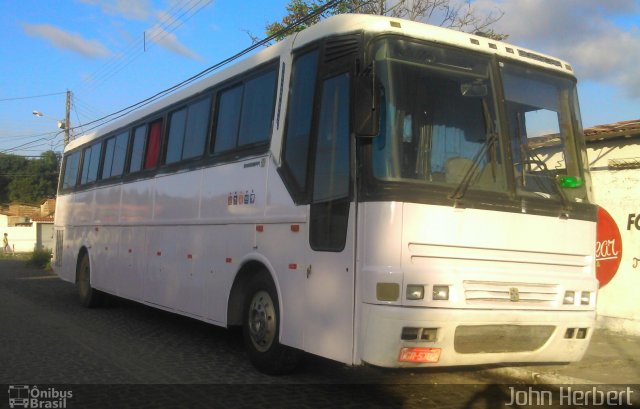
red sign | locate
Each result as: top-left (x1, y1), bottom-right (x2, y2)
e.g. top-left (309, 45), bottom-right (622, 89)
top-left (596, 206), bottom-right (623, 287)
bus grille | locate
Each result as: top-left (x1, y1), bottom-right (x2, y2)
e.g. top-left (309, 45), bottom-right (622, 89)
top-left (463, 280), bottom-right (558, 306)
top-left (454, 325), bottom-right (555, 354)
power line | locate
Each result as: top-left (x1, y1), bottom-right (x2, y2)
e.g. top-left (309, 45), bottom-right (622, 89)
top-left (0, 131), bottom-right (58, 140)
top-left (87, 0), bottom-right (211, 90)
top-left (1, 131), bottom-right (63, 154)
top-left (72, 0), bottom-right (343, 137)
top-left (86, 0), bottom-right (195, 84)
top-left (0, 91), bottom-right (66, 102)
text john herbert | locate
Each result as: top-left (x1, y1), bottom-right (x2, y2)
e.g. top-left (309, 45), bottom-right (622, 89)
top-left (506, 386), bottom-right (634, 406)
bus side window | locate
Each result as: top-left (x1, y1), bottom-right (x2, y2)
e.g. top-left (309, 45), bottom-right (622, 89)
top-left (166, 108), bottom-right (188, 164)
top-left (102, 131), bottom-right (129, 179)
top-left (166, 97), bottom-right (211, 164)
top-left (310, 73), bottom-right (351, 252)
top-left (129, 125), bottom-right (147, 173)
top-left (213, 85), bottom-right (243, 154)
top-left (212, 64), bottom-right (278, 155)
top-left (144, 119), bottom-right (162, 169)
top-left (61, 151), bottom-right (81, 190)
top-left (238, 69), bottom-right (278, 146)
top-left (80, 143), bottom-right (102, 184)
top-left (183, 97), bottom-right (211, 160)
top-left (281, 49), bottom-right (320, 202)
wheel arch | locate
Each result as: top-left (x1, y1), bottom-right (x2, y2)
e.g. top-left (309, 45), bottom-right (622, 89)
top-left (75, 246), bottom-right (90, 284)
top-left (227, 254), bottom-right (279, 327)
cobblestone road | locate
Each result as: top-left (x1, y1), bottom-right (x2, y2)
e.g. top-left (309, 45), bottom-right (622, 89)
top-left (0, 258), bottom-right (582, 409)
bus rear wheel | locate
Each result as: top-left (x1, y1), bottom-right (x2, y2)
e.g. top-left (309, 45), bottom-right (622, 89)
top-left (77, 254), bottom-right (105, 308)
top-left (242, 272), bottom-right (301, 375)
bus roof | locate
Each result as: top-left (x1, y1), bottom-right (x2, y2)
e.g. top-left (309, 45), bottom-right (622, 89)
top-left (67, 13), bottom-right (575, 152)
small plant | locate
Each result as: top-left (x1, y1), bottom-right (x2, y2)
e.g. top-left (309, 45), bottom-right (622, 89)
top-left (28, 248), bottom-right (53, 270)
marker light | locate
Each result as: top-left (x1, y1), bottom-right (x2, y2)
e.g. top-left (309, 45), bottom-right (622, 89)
top-left (559, 176), bottom-right (584, 188)
top-left (563, 290), bottom-right (575, 305)
top-left (406, 285), bottom-right (425, 300)
top-left (432, 285), bottom-right (449, 301)
top-left (581, 291), bottom-right (591, 305)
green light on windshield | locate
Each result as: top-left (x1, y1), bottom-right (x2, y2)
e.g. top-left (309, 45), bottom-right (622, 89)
top-left (559, 176), bottom-right (584, 189)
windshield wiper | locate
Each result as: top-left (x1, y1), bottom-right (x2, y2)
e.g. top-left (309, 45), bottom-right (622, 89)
top-left (515, 116), bottom-right (572, 216)
top-left (448, 99), bottom-right (498, 204)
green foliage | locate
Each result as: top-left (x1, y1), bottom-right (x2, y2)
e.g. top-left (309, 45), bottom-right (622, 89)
top-left (0, 151), bottom-right (60, 204)
top-left (266, 0), bottom-right (508, 42)
top-left (265, 0), bottom-right (326, 41)
top-left (28, 248), bottom-right (53, 270)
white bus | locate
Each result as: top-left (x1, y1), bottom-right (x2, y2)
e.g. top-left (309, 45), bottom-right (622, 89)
top-left (53, 14), bottom-right (598, 374)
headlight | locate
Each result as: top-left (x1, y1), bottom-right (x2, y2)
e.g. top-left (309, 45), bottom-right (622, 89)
top-left (563, 290), bottom-right (575, 305)
top-left (406, 285), bottom-right (424, 300)
top-left (432, 285), bottom-right (449, 301)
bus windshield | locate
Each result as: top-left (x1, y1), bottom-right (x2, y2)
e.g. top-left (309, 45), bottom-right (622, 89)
top-left (371, 38), bottom-right (507, 195)
top-left (368, 37), bottom-right (590, 204)
top-left (502, 63), bottom-right (589, 202)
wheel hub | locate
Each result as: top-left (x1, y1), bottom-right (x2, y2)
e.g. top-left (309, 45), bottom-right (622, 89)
top-left (248, 290), bottom-right (276, 352)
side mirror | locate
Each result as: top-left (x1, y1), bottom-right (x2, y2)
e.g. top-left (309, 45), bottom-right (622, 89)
top-left (354, 71), bottom-right (380, 138)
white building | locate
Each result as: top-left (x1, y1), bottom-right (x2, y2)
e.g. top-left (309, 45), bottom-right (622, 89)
top-left (584, 120), bottom-right (640, 335)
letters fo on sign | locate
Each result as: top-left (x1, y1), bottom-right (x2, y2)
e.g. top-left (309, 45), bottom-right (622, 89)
top-left (595, 206), bottom-right (622, 287)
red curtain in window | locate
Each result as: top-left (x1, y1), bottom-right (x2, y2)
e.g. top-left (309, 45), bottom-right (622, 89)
top-left (144, 120), bottom-right (162, 169)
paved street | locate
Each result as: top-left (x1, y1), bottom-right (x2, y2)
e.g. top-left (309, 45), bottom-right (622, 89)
top-left (0, 258), bottom-right (600, 409)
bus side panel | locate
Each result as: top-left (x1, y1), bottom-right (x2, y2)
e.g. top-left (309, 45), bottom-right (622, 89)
top-left (120, 179), bottom-right (154, 224)
top-left (145, 225), bottom-right (180, 308)
top-left (116, 226), bottom-right (147, 302)
top-left (91, 225), bottom-right (121, 293)
top-left (73, 189), bottom-right (96, 227)
top-left (263, 160), bottom-right (307, 350)
top-left (154, 171), bottom-right (201, 222)
top-left (53, 194), bottom-right (75, 283)
top-left (94, 184), bottom-right (122, 225)
top-left (197, 225), bottom-right (228, 324)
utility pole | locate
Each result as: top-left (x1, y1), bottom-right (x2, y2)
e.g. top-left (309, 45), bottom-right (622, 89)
top-left (64, 90), bottom-right (71, 147)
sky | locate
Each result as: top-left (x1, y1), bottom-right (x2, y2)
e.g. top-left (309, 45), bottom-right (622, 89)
top-left (1, 0), bottom-right (639, 156)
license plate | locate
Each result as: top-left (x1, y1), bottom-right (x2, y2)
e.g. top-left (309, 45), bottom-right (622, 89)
top-left (398, 347), bottom-right (441, 363)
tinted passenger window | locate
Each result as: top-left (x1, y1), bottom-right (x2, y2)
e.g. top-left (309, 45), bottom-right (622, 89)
top-left (81, 143), bottom-right (102, 184)
top-left (166, 108), bottom-right (187, 164)
top-left (212, 65), bottom-right (278, 154)
top-left (239, 70), bottom-right (277, 146)
top-left (129, 125), bottom-right (147, 173)
top-left (102, 131), bottom-right (128, 179)
top-left (213, 85), bottom-right (243, 153)
top-left (62, 151), bottom-right (81, 189)
top-left (183, 97), bottom-right (211, 159)
top-left (313, 73), bottom-right (350, 202)
top-left (167, 97), bottom-right (211, 163)
top-left (282, 50), bottom-right (319, 195)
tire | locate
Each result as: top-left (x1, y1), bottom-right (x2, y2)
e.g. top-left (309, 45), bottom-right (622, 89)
top-left (242, 272), bottom-right (301, 375)
top-left (77, 254), bottom-right (105, 308)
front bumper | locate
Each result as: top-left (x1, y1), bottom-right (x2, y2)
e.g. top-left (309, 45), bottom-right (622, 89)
top-left (359, 303), bottom-right (595, 368)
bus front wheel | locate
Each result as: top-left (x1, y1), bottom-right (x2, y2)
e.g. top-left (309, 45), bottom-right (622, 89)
top-left (77, 254), bottom-right (105, 308)
top-left (242, 272), bottom-right (301, 375)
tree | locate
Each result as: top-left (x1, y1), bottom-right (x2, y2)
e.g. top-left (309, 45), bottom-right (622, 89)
top-left (0, 151), bottom-right (60, 204)
top-left (266, 0), bottom-right (507, 41)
